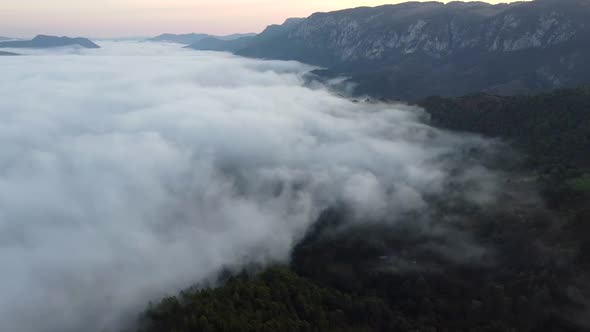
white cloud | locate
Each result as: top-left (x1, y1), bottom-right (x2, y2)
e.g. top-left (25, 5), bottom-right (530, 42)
top-left (0, 42), bottom-right (500, 332)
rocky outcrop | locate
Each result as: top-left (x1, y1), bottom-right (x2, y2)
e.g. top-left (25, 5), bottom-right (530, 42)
top-left (265, 0), bottom-right (588, 62)
top-left (191, 0), bottom-right (590, 100)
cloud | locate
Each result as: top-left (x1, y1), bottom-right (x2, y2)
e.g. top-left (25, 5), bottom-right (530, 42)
top-left (0, 42), bottom-right (501, 332)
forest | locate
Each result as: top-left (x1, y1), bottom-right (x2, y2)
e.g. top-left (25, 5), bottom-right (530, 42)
top-left (136, 87), bottom-right (590, 332)
top-left (421, 87), bottom-right (590, 211)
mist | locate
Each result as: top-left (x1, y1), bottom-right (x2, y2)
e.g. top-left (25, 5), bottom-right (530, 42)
top-left (0, 42), bottom-right (503, 332)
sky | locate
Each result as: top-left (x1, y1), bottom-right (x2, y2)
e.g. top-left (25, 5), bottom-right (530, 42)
top-left (0, 0), bottom-right (529, 38)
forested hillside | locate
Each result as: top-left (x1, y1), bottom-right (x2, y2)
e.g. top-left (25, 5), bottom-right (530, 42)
top-left (421, 87), bottom-right (590, 211)
top-left (421, 87), bottom-right (590, 172)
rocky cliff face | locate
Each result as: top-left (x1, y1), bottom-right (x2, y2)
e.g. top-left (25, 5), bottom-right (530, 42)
top-left (204, 0), bottom-right (589, 100)
top-left (275, 0), bottom-right (588, 63)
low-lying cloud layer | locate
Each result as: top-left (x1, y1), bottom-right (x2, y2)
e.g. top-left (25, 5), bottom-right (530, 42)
top-left (0, 42), bottom-right (500, 332)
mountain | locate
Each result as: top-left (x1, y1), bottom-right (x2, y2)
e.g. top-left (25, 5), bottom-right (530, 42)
top-left (0, 35), bottom-right (100, 49)
top-left (0, 36), bottom-right (19, 42)
top-left (186, 18), bottom-right (304, 52)
top-left (149, 33), bottom-right (213, 44)
top-left (185, 35), bottom-right (256, 52)
top-left (191, 0), bottom-right (590, 100)
top-left (218, 33), bottom-right (258, 41)
top-left (0, 51), bottom-right (19, 56)
top-left (148, 33), bottom-right (257, 45)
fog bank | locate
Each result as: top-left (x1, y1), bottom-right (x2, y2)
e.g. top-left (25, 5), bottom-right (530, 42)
top-left (0, 42), bottom-right (500, 332)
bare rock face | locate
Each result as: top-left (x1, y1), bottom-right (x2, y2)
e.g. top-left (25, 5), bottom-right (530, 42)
top-left (193, 0), bottom-right (590, 100)
top-left (251, 0), bottom-right (588, 61)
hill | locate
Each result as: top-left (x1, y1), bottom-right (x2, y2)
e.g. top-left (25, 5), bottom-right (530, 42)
top-left (0, 35), bottom-right (100, 49)
top-left (421, 87), bottom-right (590, 174)
top-left (0, 51), bottom-right (19, 56)
top-left (184, 36), bottom-right (256, 52)
top-left (149, 33), bottom-right (257, 45)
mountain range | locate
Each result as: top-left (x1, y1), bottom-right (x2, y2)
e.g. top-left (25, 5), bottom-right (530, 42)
top-left (0, 35), bottom-right (100, 49)
top-left (188, 0), bottom-right (590, 100)
top-left (148, 33), bottom-right (257, 45)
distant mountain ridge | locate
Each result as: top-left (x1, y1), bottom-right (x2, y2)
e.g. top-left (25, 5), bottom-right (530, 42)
top-left (188, 0), bottom-right (590, 100)
top-left (184, 35), bottom-right (257, 52)
top-left (0, 36), bottom-right (19, 42)
top-left (184, 19), bottom-right (303, 52)
top-left (148, 32), bottom-right (257, 45)
top-left (0, 51), bottom-right (19, 56)
top-left (0, 35), bottom-right (100, 49)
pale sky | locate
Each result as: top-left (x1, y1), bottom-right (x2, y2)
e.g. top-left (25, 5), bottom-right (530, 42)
top-left (0, 0), bottom-right (530, 38)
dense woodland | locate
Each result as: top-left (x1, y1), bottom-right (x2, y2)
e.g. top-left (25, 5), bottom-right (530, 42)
top-left (421, 87), bottom-right (590, 211)
top-left (421, 87), bottom-right (590, 175)
top-left (136, 87), bottom-right (590, 332)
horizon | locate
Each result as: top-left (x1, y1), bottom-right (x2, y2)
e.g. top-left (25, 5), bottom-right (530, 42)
top-left (1, 0), bottom-right (531, 39)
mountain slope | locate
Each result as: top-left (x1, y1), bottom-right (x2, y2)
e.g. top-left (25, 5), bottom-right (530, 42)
top-left (420, 87), bottom-right (590, 171)
top-left (192, 0), bottom-right (590, 100)
top-left (149, 33), bottom-right (256, 45)
top-left (0, 35), bottom-right (100, 49)
top-left (185, 36), bottom-right (256, 52)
